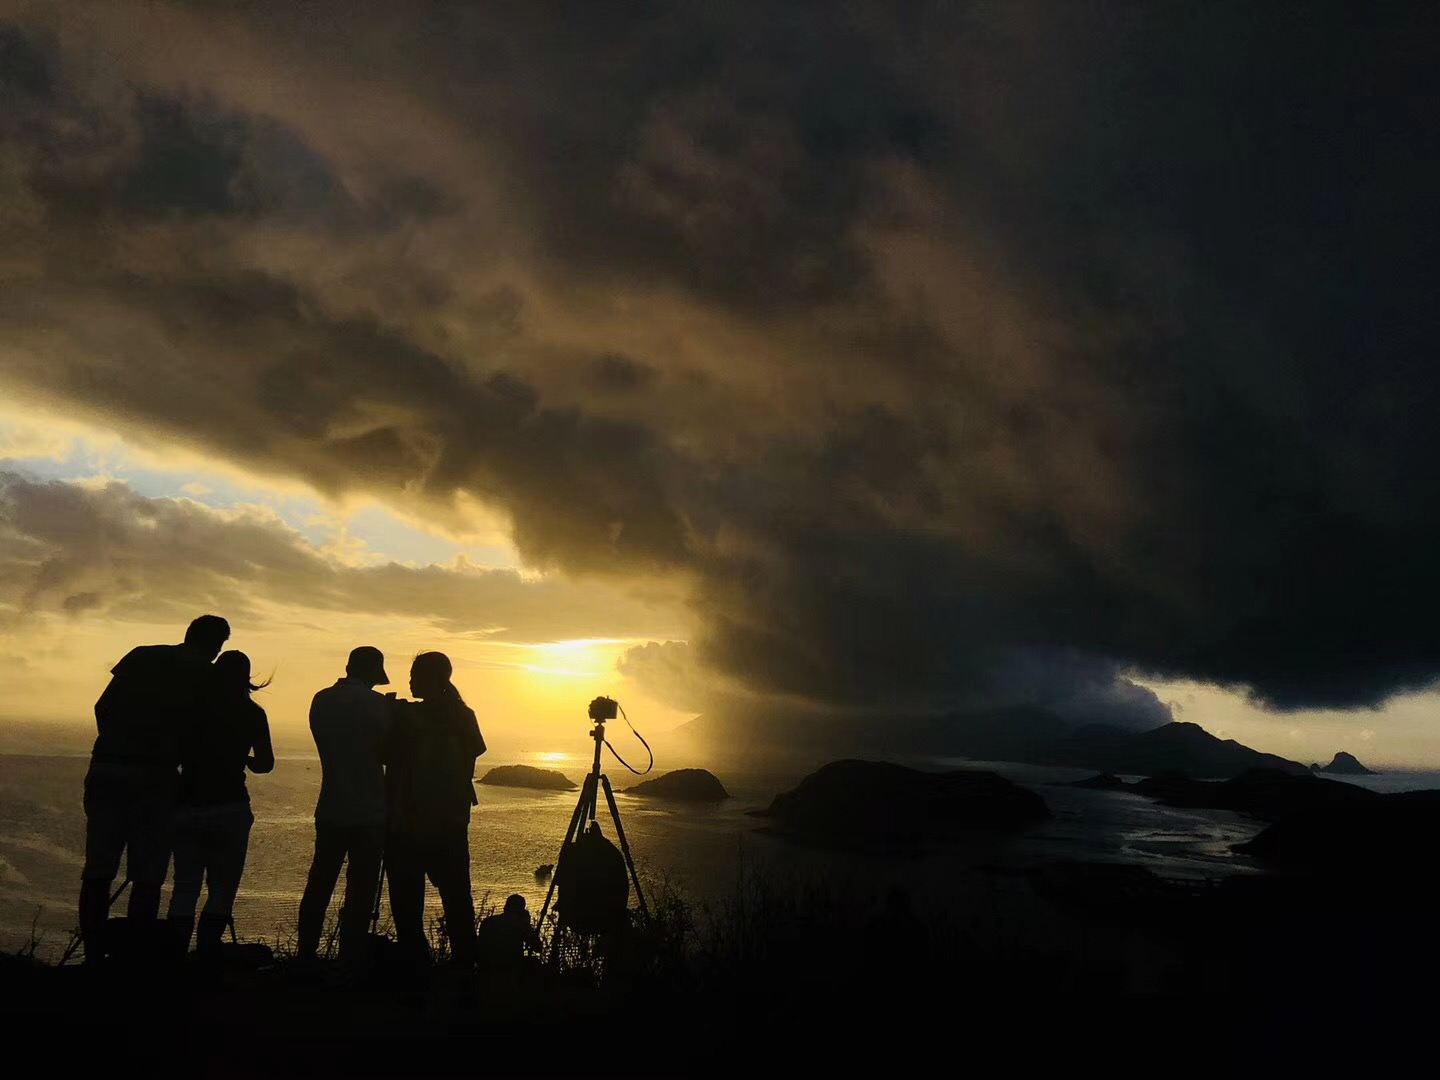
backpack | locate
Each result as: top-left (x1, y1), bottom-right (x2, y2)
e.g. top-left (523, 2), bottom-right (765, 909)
top-left (554, 823), bottom-right (630, 934)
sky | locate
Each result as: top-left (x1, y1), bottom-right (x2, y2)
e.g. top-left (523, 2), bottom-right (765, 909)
top-left (1, 2), bottom-right (1439, 766)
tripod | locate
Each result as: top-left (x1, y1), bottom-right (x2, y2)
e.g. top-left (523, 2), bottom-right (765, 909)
top-left (536, 713), bottom-right (649, 936)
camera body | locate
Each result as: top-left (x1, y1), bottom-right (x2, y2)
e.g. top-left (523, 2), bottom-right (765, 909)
top-left (588, 695), bottom-right (618, 722)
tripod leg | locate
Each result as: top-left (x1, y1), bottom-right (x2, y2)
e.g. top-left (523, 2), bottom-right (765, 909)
top-left (600, 775), bottom-right (648, 920)
top-left (370, 858), bottom-right (386, 933)
top-left (536, 776), bottom-right (596, 933)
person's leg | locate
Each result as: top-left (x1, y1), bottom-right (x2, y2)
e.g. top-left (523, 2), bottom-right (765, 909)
top-left (337, 825), bottom-right (384, 963)
top-left (125, 771), bottom-right (176, 927)
top-left (79, 765), bottom-right (127, 965)
top-left (297, 824), bottom-right (347, 958)
top-left (77, 879), bottom-right (112, 965)
top-left (429, 829), bottom-right (476, 968)
top-left (165, 812), bottom-right (205, 957)
top-left (385, 833), bottom-right (429, 964)
top-left (197, 805), bottom-right (253, 950)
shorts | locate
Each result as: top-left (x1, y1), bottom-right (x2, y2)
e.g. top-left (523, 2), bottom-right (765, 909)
top-left (81, 761), bottom-right (178, 885)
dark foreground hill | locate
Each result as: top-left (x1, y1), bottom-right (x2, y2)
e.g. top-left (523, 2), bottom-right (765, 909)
top-left (7, 852), bottom-right (1440, 1068)
top-left (752, 759), bottom-right (1049, 851)
top-left (1236, 788), bottom-right (1440, 868)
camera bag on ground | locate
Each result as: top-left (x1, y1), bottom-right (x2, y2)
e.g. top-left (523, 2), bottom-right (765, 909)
top-left (554, 822), bottom-right (629, 934)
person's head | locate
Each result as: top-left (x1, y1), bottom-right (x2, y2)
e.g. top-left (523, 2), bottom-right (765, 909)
top-left (345, 645), bottom-right (389, 688)
top-left (214, 650), bottom-right (270, 697)
top-left (504, 894), bottom-right (527, 920)
top-left (184, 614), bottom-right (231, 660)
top-left (410, 651), bottom-right (460, 702)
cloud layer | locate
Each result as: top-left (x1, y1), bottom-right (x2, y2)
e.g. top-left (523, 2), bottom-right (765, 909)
top-left (0, 471), bottom-right (677, 642)
top-left (3, 4), bottom-right (1439, 723)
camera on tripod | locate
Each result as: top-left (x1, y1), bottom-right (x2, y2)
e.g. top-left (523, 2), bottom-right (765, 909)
top-left (534, 693), bottom-right (651, 946)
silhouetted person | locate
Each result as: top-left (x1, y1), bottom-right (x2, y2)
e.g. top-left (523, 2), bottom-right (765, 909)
top-left (384, 652), bottom-right (486, 969)
top-left (79, 614), bottom-right (230, 965)
top-left (476, 893), bottom-right (542, 978)
top-left (296, 646), bottom-right (394, 969)
top-left (166, 651), bottom-right (274, 958)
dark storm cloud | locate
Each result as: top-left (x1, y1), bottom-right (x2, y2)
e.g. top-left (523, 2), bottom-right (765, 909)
top-left (2, 3), bottom-right (1439, 722)
top-left (587, 354), bottom-right (657, 396)
top-left (0, 21), bottom-right (53, 99)
top-left (0, 27), bottom-right (449, 235)
top-left (0, 268), bottom-right (691, 572)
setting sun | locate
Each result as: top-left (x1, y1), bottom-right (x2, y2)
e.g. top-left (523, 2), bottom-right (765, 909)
top-left (521, 638), bottom-right (634, 679)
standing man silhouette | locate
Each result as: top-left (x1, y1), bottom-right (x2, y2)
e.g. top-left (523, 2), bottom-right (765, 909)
top-left (79, 614), bottom-right (230, 965)
top-left (296, 646), bottom-right (393, 970)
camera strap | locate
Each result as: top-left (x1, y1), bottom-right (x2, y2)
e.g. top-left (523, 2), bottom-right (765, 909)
top-left (602, 703), bottom-right (654, 776)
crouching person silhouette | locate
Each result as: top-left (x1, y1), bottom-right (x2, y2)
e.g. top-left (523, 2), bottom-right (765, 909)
top-left (297, 646), bottom-right (393, 973)
top-left (166, 651), bottom-right (274, 959)
top-left (384, 652), bottom-right (486, 970)
top-left (477, 893), bottom-right (543, 980)
top-left (79, 614), bottom-right (230, 966)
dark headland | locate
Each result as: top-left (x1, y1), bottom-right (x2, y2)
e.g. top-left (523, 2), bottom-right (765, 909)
top-left (1103, 767), bottom-right (1378, 820)
top-left (752, 758), bottom-right (1049, 851)
top-left (477, 764), bottom-right (578, 791)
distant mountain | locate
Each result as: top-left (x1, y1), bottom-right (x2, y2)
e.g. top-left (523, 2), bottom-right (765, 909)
top-left (1312, 751), bottom-right (1377, 776)
top-left (1037, 721), bottom-right (1311, 778)
top-left (672, 709), bottom-right (1309, 781)
top-left (673, 705), bottom-right (1076, 762)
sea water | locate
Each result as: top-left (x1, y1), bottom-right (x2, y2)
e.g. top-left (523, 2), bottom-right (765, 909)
top-left (3, 725), bottom-right (1436, 960)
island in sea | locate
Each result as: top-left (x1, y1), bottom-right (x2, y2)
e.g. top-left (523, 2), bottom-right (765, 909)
top-left (477, 764), bottom-right (578, 791)
top-left (623, 768), bottom-right (730, 801)
top-left (750, 758), bottom-right (1049, 852)
top-left (1310, 751), bottom-right (1377, 775)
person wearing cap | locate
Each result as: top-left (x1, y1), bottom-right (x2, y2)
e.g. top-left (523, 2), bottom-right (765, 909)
top-left (296, 646), bottom-right (395, 967)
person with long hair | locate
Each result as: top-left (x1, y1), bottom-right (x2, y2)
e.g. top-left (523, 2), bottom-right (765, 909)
top-left (166, 650), bottom-right (274, 957)
top-left (79, 615), bottom-right (230, 964)
top-left (384, 651), bottom-right (486, 969)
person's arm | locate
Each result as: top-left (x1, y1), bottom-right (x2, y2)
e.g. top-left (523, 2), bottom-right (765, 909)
top-left (308, 693), bottom-right (319, 735)
top-left (93, 676), bottom-right (122, 731)
top-left (93, 650), bottom-right (139, 730)
top-left (465, 705), bottom-right (486, 761)
top-left (375, 693), bottom-right (400, 764)
top-left (247, 706), bottom-right (275, 774)
top-left (456, 704), bottom-right (484, 806)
